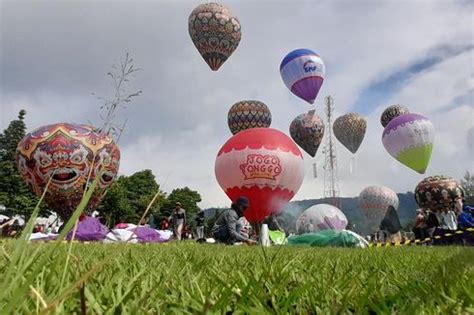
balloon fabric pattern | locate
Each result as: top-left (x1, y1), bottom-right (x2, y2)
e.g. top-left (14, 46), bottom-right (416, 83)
top-left (16, 123), bottom-right (120, 220)
top-left (333, 113), bottom-right (366, 154)
top-left (359, 186), bottom-right (399, 221)
top-left (382, 113), bottom-right (434, 174)
top-left (380, 105), bottom-right (410, 128)
top-left (289, 110), bottom-right (325, 157)
top-left (188, 3), bottom-right (241, 71)
top-left (280, 49), bottom-right (325, 104)
top-left (415, 175), bottom-right (464, 212)
top-left (215, 128), bottom-right (304, 223)
top-left (296, 204), bottom-right (348, 234)
top-left (227, 100), bottom-right (271, 135)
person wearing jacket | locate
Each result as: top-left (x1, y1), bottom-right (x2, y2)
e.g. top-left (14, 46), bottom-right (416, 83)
top-left (212, 197), bottom-right (257, 245)
top-left (458, 206), bottom-right (474, 228)
top-left (168, 202), bottom-right (186, 241)
top-left (195, 210), bottom-right (205, 240)
top-left (379, 206), bottom-right (402, 243)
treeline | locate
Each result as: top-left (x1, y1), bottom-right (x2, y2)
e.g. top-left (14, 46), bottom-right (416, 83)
top-left (0, 110), bottom-right (202, 227)
top-left (98, 170), bottom-right (202, 227)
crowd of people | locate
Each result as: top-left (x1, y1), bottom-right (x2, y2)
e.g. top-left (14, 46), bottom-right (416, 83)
top-left (372, 197), bottom-right (474, 245)
top-left (412, 199), bottom-right (473, 245)
top-left (2, 196), bottom-right (473, 246)
top-left (159, 198), bottom-right (258, 244)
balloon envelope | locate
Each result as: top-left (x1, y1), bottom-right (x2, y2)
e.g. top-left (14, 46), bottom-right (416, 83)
top-left (215, 128), bottom-right (304, 222)
top-left (296, 204), bottom-right (347, 234)
top-left (188, 3), bottom-right (241, 71)
top-left (415, 175), bottom-right (464, 212)
top-left (333, 113), bottom-right (367, 154)
top-left (16, 123), bottom-right (120, 220)
top-left (289, 110), bottom-right (325, 157)
top-left (280, 48), bottom-right (325, 104)
top-left (359, 186), bottom-right (399, 221)
top-left (382, 113), bottom-right (434, 174)
top-left (380, 105), bottom-right (410, 128)
top-left (227, 100), bottom-right (271, 135)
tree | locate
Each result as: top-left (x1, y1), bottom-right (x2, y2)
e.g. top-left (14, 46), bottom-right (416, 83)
top-left (161, 187), bottom-right (202, 227)
top-left (99, 170), bottom-right (165, 225)
top-left (0, 110), bottom-right (50, 219)
top-left (461, 171), bottom-right (474, 205)
top-left (98, 177), bottom-right (133, 226)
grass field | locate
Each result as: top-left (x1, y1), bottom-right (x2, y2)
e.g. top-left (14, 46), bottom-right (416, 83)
top-left (0, 241), bottom-right (473, 314)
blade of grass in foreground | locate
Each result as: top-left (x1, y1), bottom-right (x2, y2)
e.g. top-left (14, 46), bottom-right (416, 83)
top-left (59, 157), bottom-right (98, 290)
top-left (1, 173), bottom-right (102, 313)
top-left (0, 172), bottom-right (55, 296)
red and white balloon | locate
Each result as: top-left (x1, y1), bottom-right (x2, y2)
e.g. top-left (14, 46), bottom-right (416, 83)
top-left (215, 128), bottom-right (304, 222)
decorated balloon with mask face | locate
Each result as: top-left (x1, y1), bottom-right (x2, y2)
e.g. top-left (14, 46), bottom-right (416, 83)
top-left (16, 123), bottom-right (120, 220)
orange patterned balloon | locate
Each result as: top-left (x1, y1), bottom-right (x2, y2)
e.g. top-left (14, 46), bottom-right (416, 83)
top-left (16, 123), bottom-right (120, 220)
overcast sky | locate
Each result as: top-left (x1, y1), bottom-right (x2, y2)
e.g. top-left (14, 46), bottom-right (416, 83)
top-left (1, 0), bottom-right (473, 209)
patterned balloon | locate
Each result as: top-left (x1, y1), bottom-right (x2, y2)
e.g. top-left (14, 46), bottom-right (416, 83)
top-left (333, 113), bottom-right (367, 154)
top-left (289, 110), bottom-right (325, 157)
top-left (415, 175), bottom-right (464, 212)
top-left (16, 123), bottom-right (120, 220)
top-left (380, 105), bottom-right (410, 128)
top-left (227, 100), bottom-right (272, 135)
top-left (359, 186), bottom-right (399, 221)
top-left (188, 3), bottom-right (241, 71)
top-left (215, 128), bottom-right (304, 223)
top-left (296, 204), bottom-right (347, 234)
top-left (382, 113), bottom-right (434, 174)
top-left (280, 48), bottom-right (325, 104)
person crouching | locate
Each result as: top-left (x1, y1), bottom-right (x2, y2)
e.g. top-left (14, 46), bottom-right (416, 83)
top-left (212, 197), bottom-right (257, 245)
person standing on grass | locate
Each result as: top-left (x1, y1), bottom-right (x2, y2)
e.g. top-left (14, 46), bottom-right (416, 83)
top-left (169, 202), bottom-right (186, 241)
top-left (413, 209), bottom-right (428, 241)
top-left (435, 208), bottom-right (457, 245)
top-left (212, 197), bottom-right (257, 245)
top-left (379, 206), bottom-right (402, 243)
top-left (195, 210), bottom-right (205, 240)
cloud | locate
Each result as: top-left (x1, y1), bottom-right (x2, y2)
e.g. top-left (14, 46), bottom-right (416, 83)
top-left (351, 44), bottom-right (473, 114)
top-left (1, 0), bottom-right (472, 209)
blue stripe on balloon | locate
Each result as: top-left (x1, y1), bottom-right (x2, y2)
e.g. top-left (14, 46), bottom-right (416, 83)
top-left (280, 48), bottom-right (318, 70)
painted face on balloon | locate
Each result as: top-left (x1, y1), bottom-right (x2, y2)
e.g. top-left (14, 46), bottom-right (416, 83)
top-left (94, 146), bottom-right (120, 188)
top-left (33, 140), bottom-right (91, 189)
top-left (441, 189), bottom-right (448, 200)
top-left (16, 123), bottom-right (120, 219)
top-left (425, 191), bottom-right (432, 201)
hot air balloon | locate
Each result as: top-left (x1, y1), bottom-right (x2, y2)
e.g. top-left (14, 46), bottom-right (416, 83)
top-left (359, 186), bottom-right (399, 221)
top-left (296, 204), bottom-right (347, 234)
top-left (382, 113), bottom-right (434, 174)
top-left (380, 105), bottom-right (410, 128)
top-left (289, 110), bottom-right (325, 157)
top-left (188, 3), bottom-right (241, 71)
top-left (333, 113), bottom-right (367, 154)
top-left (16, 123), bottom-right (120, 220)
top-left (415, 175), bottom-right (464, 212)
top-left (227, 100), bottom-right (271, 135)
top-left (280, 48), bottom-right (325, 104)
top-left (215, 128), bottom-right (304, 223)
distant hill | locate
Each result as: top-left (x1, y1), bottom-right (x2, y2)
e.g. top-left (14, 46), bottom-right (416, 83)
top-left (279, 192), bottom-right (418, 235)
top-left (203, 192), bottom-right (418, 236)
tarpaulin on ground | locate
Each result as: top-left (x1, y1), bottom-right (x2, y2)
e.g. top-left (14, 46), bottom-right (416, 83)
top-left (287, 230), bottom-right (368, 248)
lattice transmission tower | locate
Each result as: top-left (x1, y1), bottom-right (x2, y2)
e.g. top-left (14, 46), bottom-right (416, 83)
top-left (322, 95), bottom-right (340, 209)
